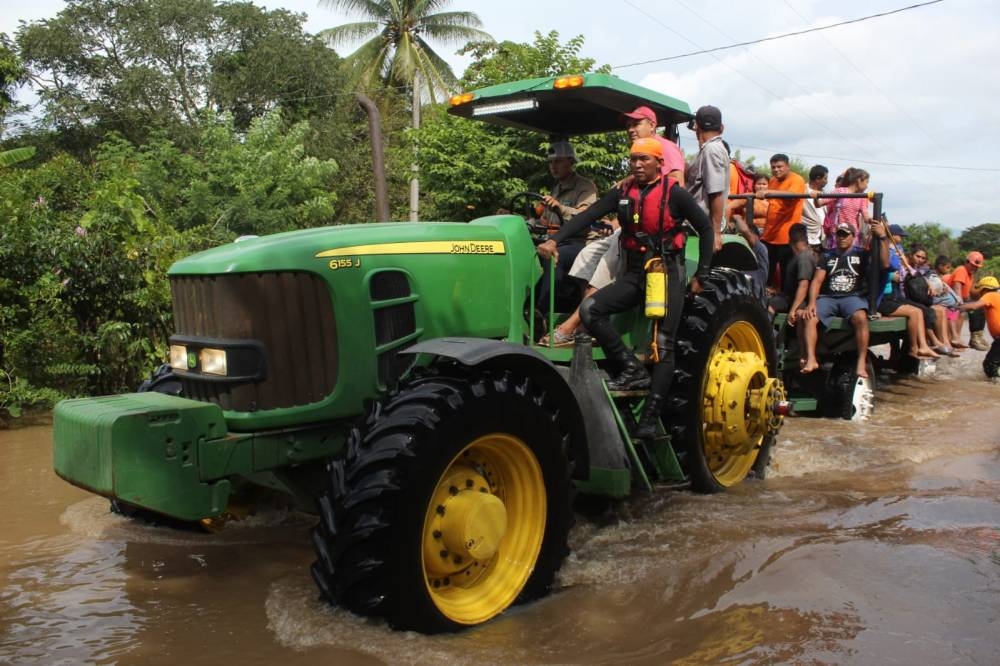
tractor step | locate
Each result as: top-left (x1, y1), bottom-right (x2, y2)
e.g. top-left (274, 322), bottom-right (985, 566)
top-left (607, 388), bottom-right (650, 398)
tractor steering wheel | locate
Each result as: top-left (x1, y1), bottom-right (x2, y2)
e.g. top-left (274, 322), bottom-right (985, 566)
top-left (509, 191), bottom-right (563, 244)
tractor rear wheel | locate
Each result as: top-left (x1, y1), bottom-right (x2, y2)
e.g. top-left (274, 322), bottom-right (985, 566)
top-left (311, 370), bottom-right (574, 633)
top-left (665, 268), bottom-right (785, 492)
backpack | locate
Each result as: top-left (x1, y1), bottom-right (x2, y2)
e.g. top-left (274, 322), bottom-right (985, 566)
top-left (904, 274), bottom-right (933, 306)
top-left (731, 159), bottom-right (757, 194)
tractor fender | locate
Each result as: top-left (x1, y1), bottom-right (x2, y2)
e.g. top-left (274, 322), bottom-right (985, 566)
top-left (402, 338), bottom-right (590, 478)
top-left (711, 236), bottom-right (759, 271)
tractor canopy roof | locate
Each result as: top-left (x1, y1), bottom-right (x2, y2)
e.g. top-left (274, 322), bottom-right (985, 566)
top-left (447, 73), bottom-right (693, 136)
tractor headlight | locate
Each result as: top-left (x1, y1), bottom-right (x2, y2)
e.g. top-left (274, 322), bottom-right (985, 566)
top-left (170, 344), bottom-right (189, 371)
top-left (199, 348), bottom-right (228, 376)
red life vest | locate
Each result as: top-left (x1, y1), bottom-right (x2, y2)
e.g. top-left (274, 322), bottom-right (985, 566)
top-left (620, 176), bottom-right (684, 252)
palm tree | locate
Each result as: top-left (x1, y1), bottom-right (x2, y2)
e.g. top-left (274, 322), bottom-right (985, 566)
top-left (319, 0), bottom-right (491, 103)
top-left (319, 0), bottom-right (492, 220)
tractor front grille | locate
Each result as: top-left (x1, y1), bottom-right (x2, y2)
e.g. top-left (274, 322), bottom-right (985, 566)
top-left (170, 272), bottom-right (338, 411)
top-left (369, 271), bottom-right (417, 387)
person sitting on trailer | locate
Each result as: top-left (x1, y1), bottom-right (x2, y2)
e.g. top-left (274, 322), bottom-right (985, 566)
top-left (799, 222), bottom-right (890, 378)
top-left (769, 222), bottom-right (815, 320)
top-left (536, 137), bottom-right (714, 439)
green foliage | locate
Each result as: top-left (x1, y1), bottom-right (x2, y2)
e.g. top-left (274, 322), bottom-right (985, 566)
top-left (0, 146), bottom-right (35, 168)
top-left (0, 370), bottom-right (63, 424)
top-left (897, 222), bottom-right (960, 261)
top-left (957, 223), bottom-right (1000, 259)
top-left (0, 109), bottom-right (339, 404)
top-left (414, 31), bottom-right (625, 220)
top-left (16, 0), bottom-right (345, 149)
top-left (459, 31), bottom-right (610, 89)
top-left (413, 106), bottom-right (532, 220)
top-left (0, 33), bottom-right (27, 125)
top-left (122, 112), bottom-right (341, 236)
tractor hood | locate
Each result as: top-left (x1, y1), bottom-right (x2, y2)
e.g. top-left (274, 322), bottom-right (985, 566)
top-left (169, 217), bottom-right (528, 276)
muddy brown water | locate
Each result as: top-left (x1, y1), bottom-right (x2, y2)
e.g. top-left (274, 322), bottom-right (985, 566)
top-left (2, 352), bottom-right (999, 665)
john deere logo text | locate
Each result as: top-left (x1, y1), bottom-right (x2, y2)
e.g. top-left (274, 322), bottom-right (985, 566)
top-left (450, 242), bottom-right (500, 254)
top-left (316, 240), bottom-right (506, 259)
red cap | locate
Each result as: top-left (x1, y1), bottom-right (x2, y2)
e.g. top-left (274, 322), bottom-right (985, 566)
top-left (967, 251), bottom-right (984, 267)
top-left (621, 106), bottom-right (657, 126)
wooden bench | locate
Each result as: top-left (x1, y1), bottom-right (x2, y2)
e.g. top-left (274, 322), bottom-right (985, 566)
top-left (772, 312), bottom-right (906, 333)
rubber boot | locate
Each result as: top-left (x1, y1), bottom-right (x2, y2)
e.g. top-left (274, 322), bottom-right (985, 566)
top-left (632, 393), bottom-right (664, 440)
top-left (606, 351), bottom-right (650, 391)
top-left (970, 330), bottom-right (990, 352)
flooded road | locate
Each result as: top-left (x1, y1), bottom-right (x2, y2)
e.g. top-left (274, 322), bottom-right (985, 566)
top-left (2, 351), bottom-right (999, 665)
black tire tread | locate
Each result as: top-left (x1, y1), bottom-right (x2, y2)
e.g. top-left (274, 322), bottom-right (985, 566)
top-left (663, 267), bottom-right (779, 492)
top-left (310, 368), bottom-right (575, 633)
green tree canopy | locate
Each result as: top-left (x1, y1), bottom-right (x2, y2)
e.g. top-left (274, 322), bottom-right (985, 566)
top-left (0, 34), bottom-right (27, 128)
top-left (897, 221), bottom-right (959, 261)
top-left (414, 31), bottom-right (626, 221)
top-left (957, 223), bottom-right (1000, 259)
top-left (16, 0), bottom-right (345, 148)
top-left (458, 31), bottom-right (607, 89)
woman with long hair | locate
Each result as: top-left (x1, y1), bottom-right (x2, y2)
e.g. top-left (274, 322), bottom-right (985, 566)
top-left (821, 167), bottom-right (873, 248)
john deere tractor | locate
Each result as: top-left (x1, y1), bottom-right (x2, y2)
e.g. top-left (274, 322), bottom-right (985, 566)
top-left (53, 74), bottom-right (785, 633)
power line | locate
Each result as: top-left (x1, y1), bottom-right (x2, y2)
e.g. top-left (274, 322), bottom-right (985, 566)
top-left (780, 0), bottom-right (944, 151)
top-left (618, 0), bottom-right (885, 163)
top-left (613, 0), bottom-right (945, 70)
top-left (665, 0), bottom-right (950, 193)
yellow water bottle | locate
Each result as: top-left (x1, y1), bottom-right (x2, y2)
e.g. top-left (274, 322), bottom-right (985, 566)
top-left (644, 258), bottom-right (666, 318)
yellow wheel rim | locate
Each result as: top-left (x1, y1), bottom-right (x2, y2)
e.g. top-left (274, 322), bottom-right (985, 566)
top-left (700, 321), bottom-right (786, 487)
top-left (421, 434), bottom-right (546, 625)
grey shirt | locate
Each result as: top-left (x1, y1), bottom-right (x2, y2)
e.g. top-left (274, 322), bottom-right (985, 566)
top-left (685, 135), bottom-right (730, 232)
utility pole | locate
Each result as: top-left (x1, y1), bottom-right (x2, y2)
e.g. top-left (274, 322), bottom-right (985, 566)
top-left (409, 71), bottom-right (420, 222)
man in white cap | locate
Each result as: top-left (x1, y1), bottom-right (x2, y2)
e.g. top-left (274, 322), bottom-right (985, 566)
top-left (686, 105), bottom-right (729, 251)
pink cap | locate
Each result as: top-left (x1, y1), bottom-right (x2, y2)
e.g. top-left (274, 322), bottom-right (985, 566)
top-left (967, 251), bottom-right (984, 267)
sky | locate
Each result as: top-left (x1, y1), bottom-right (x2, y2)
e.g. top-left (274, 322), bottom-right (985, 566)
top-left (3, 0), bottom-right (999, 233)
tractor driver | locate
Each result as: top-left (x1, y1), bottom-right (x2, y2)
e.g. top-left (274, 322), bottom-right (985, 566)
top-left (537, 138), bottom-right (714, 439)
top-left (535, 141), bottom-right (598, 311)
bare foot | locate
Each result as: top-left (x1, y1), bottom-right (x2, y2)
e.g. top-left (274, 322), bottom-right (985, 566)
top-left (801, 360), bottom-right (819, 374)
top-left (916, 347), bottom-right (941, 359)
top-left (952, 341), bottom-right (970, 349)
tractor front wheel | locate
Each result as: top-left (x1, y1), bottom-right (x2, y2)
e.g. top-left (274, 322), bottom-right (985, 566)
top-left (310, 370), bottom-right (574, 633)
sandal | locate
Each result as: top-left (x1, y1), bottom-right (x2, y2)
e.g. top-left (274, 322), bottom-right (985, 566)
top-left (538, 329), bottom-right (575, 347)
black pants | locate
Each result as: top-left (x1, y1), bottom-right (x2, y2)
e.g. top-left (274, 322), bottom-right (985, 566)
top-left (763, 241), bottom-right (793, 290)
top-left (984, 337), bottom-right (1000, 378)
top-left (579, 252), bottom-right (686, 398)
top-left (969, 308), bottom-right (986, 334)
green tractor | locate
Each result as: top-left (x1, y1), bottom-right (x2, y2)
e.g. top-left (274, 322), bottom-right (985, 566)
top-left (52, 74), bottom-right (786, 633)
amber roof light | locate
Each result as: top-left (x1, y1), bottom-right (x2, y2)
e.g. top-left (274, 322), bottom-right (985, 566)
top-left (553, 75), bottom-right (584, 89)
top-left (449, 92), bottom-right (475, 106)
